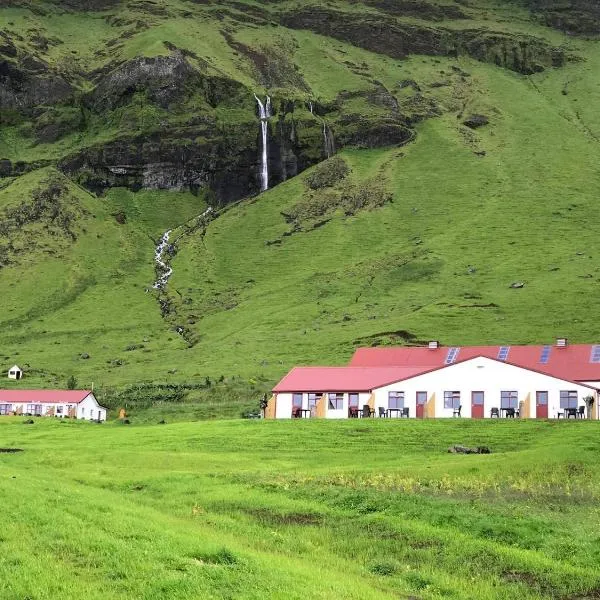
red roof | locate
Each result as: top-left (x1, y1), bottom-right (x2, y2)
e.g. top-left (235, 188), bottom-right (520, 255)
top-left (349, 344), bottom-right (600, 382)
top-left (273, 367), bottom-right (427, 393)
top-left (0, 390), bottom-right (92, 404)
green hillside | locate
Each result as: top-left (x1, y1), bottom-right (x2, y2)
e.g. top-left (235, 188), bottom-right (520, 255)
top-left (1, 0), bottom-right (600, 408)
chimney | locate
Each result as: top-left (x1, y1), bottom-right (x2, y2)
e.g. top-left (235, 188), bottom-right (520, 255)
top-left (428, 341), bottom-right (439, 349)
top-left (556, 338), bottom-right (568, 348)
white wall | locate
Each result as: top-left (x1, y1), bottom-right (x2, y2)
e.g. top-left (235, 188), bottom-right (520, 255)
top-left (374, 357), bottom-right (597, 419)
top-left (77, 394), bottom-right (107, 421)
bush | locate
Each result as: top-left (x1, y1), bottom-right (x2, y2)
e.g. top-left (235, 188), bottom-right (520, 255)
top-left (305, 156), bottom-right (350, 190)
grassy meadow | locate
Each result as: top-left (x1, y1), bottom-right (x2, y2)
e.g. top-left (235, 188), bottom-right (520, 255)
top-left (0, 417), bottom-right (599, 599)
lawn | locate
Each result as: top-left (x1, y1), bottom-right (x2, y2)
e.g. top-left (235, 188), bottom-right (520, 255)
top-left (0, 418), bottom-right (599, 599)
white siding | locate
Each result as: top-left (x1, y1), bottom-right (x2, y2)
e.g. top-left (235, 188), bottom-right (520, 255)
top-left (77, 394), bottom-right (107, 421)
top-left (373, 357), bottom-right (597, 419)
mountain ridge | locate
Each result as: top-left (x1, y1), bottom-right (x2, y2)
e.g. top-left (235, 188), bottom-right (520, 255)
top-left (1, 0), bottom-right (599, 405)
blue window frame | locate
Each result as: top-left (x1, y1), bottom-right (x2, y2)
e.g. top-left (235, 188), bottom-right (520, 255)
top-left (559, 391), bottom-right (577, 409)
top-left (444, 391), bottom-right (460, 409)
top-left (388, 392), bottom-right (404, 409)
top-left (497, 346), bottom-right (510, 361)
top-left (445, 347), bottom-right (460, 364)
top-left (500, 391), bottom-right (518, 409)
top-left (540, 345), bottom-right (551, 364)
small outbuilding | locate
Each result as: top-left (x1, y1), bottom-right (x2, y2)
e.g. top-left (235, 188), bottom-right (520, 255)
top-left (7, 366), bottom-right (23, 381)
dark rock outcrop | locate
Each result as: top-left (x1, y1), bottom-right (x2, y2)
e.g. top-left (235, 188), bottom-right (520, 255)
top-left (525, 0), bottom-right (600, 35)
top-left (463, 114), bottom-right (489, 129)
top-left (279, 8), bottom-right (569, 74)
top-left (0, 58), bottom-right (73, 112)
top-left (365, 0), bottom-right (469, 21)
top-left (87, 52), bottom-right (245, 112)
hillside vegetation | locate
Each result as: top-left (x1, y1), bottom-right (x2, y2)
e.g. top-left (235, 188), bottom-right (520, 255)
top-left (1, 0), bottom-right (600, 405)
top-left (0, 418), bottom-right (599, 599)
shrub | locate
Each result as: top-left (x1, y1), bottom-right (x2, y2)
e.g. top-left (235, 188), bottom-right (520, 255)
top-left (369, 560), bottom-right (398, 576)
top-left (305, 156), bottom-right (350, 190)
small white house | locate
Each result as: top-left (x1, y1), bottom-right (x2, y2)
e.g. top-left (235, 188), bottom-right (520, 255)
top-left (270, 356), bottom-right (599, 420)
top-left (0, 390), bottom-right (108, 421)
top-left (7, 366), bottom-right (23, 381)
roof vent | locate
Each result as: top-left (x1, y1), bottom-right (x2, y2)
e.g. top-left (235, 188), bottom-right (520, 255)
top-left (556, 338), bottom-right (568, 348)
top-left (428, 341), bottom-right (439, 349)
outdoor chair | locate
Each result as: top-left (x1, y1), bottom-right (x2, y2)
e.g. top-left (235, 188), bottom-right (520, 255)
top-left (401, 407), bottom-right (409, 418)
top-left (452, 405), bottom-right (462, 418)
top-left (378, 407), bottom-right (387, 418)
top-left (490, 407), bottom-right (500, 418)
top-left (578, 406), bottom-right (585, 419)
top-left (361, 404), bottom-right (374, 418)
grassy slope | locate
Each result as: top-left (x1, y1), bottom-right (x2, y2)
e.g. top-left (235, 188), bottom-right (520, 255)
top-left (171, 49), bottom-right (600, 376)
top-left (1, 0), bottom-right (600, 399)
top-left (0, 169), bottom-right (207, 387)
top-left (0, 418), bottom-right (599, 599)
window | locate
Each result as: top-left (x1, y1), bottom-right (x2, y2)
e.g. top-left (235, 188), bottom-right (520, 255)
top-left (307, 393), bottom-right (322, 409)
top-left (536, 391), bottom-right (548, 405)
top-left (0, 404), bottom-right (12, 415)
top-left (500, 391), bottom-right (518, 409)
top-left (540, 345), bottom-right (551, 364)
top-left (444, 391), bottom-right (460, 409)
top-left (388, 392), bottom-right (404, 409)
top-left (472, 391), bottom-right (484, 405)
top-left (445, 347), bottom-right (460, 364)
top-left (348, 393), bottom-right (359, 408)
top-left (497, 346), bottom-right (510, 361)
top-left (560, 390), bottom-right (578, 409)
top-left (590, 345), bottom-right (600, 363)
top-left (328, 393), bottom-right (343, 410)
top-left (292, 393), bottom-right (303, 408)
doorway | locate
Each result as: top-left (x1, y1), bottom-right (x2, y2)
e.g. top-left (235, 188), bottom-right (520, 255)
top-left (471, 391), bottom-right (484, 419)
top-left (416, 392), bottom-right (427, 418)
top-left (536, 391), bottom-right (548, 419)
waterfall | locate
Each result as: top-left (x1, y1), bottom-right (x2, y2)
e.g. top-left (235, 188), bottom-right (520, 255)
top-left (254, 94), bottom-right (272, 192)
top-left (152, 230), bottom-right (173, 290)
top-left (323, 123), bottom-right (336, 158)
top-left (152, 206), bottom-right (213, 290)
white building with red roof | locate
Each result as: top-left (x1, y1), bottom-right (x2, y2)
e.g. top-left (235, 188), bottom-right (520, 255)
top-left (269, 339), bottom-right (600, 420)
top-left (0, 390), bottom-right (107, 421)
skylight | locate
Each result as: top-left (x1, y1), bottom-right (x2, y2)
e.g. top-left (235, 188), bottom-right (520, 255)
top-left (497, 346), bottom-right (510, 361)
top-left (590, 345), bottom-right (600, 364)
top-left (445, 347), bottom-right (460, 365)
top-left (540, 345), bottom-right (551, 364)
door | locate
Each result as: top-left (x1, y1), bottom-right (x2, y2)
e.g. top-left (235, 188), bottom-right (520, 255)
top-left (536, 391), bottom-right (548, 419)
top-left (471, 391), bottom-right (484, 419)
top-left (416, 392), bottom-right (427, 418)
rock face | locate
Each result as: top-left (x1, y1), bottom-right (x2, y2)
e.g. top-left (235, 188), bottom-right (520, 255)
top-left (525, 0), bottom-right (600, 35)
top-left (279, 8), bottom-right (568, 74)
top-left (0, 58), bottom-right (73, 112)
top-left (53, 53), bottom-right (419, 202)
top-left (87, 53), bottom-right (242, 112)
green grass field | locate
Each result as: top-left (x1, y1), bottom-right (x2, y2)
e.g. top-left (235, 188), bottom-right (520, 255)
top-left (0, 418), bottom-right (599, 599)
